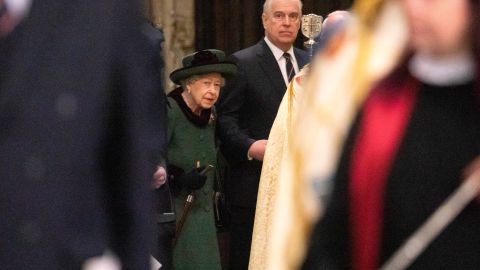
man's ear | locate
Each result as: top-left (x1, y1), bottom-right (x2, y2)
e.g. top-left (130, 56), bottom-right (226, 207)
top-left (262, 12), bottom-right (268, 29)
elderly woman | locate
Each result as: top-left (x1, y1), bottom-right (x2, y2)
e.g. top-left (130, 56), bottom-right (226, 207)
top-left (303, 0), bottom-right (480, 269)
top-left (166, 49), bottom-right (236, 270)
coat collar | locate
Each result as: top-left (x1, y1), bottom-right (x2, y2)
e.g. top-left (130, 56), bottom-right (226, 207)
top-left (168, 87), bottom-right (212, 127)
top-left (256, 39), bottom-right (288, 90)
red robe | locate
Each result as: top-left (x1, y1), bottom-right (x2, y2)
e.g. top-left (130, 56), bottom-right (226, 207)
top-left (303, 67), bottom-right (480, 270)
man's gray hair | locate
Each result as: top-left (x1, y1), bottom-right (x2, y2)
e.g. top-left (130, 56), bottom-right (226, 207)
top-left (263, 0), bottom-right (303, 14)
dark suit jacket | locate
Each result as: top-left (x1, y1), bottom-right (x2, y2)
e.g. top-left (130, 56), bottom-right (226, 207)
top-left (216, 39), bottom-right (309, 208)
top-left (0, 1), bottom-right (166, 269)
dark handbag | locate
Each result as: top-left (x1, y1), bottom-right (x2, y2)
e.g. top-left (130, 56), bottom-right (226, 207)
top-left (213, 189), bottom-right (230, 228)
top-left (153, 181), bottom-right (176, 269)
top-left (213, 152), bottom-right (231, 228)
top-left (155, 181), bottom-right (176, 224)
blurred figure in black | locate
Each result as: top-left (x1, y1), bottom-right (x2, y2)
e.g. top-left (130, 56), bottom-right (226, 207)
top-left (303, 0), bottom-right (480, 269)
top-left (0, 1), bottom-right (167, 269)
top-left (142, 21), bottom-right (175, 270)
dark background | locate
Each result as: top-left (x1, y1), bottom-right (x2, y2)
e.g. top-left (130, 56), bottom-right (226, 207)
top-left (195, 0), bottom-right (353, 54)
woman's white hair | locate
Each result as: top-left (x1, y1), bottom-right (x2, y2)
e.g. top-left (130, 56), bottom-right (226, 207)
top-left (180, 73), bottom-right (226, 90)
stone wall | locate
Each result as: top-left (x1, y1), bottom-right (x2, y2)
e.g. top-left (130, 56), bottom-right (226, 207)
top-left (145, 0), bottom-right (195, 91)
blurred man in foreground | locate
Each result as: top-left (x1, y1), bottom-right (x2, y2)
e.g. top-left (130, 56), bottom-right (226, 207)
top-left (303, 0), bottom-right (480, 268)
top-left (0, 1), bottom-right (166, 269)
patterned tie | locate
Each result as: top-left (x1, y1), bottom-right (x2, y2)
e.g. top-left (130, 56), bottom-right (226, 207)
top-left (284, 52), bottom-right (296, 83)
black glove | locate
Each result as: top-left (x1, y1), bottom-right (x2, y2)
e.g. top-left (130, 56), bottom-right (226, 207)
top-left (178, 167), bottom-right (207, 190)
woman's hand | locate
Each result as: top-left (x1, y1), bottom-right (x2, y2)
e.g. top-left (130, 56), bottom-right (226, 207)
top-left (178, 167), bottom-right (207, 190)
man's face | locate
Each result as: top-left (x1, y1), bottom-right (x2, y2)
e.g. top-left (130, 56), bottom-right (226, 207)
top-left (262, 0), bottom-right (301, 51)
top-left (401, 0), bottom-right (471, 56)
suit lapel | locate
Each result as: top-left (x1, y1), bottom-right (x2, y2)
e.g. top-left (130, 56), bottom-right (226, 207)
top-left (255, 40), bottom-right (288, 93)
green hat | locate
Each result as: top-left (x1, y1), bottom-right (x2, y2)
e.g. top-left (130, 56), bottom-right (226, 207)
top-left (169, 49), bottom-right (237, 85)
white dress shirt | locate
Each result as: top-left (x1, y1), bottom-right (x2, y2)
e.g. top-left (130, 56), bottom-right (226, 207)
top-left (264, 36), bottom-right (299, 86)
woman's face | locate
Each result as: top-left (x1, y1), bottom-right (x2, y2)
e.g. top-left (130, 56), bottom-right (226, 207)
top-left (186, 73), bottom-right (223, 110)
top-left (401, 0), bottom-right (471, 56)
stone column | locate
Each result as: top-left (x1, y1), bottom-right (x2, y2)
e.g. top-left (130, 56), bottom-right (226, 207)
top-left (146, 0), bottom-right (195, 91)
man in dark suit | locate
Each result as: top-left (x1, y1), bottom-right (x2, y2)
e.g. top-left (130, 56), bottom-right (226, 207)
top-left (0, 1), bottom-right (166, 269)
top-left (142, 21), bottom-right (175, 270)
top-left (216, 0), bottom-right (309, 268)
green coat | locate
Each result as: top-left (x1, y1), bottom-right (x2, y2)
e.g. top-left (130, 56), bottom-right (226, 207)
top-left (167, 95), bottom-right (221, 270)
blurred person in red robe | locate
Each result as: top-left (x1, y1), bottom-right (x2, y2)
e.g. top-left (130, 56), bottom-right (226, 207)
top-left (303, 0), bottom-right (480, 269)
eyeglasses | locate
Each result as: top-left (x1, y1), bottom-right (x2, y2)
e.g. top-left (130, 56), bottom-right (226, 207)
top-left (271, 11), bottom-right (300, 23)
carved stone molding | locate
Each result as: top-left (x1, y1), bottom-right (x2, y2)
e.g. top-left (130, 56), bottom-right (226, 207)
top-left (146, 0), bottom-right (195, 90)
